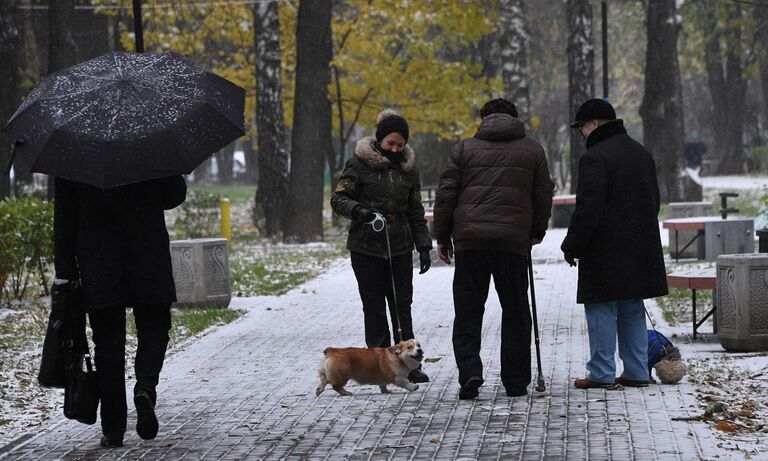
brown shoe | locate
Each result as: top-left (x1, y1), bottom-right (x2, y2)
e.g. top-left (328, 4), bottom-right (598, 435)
top-left (574, 378), bottom-right (619, 389)
top-left (615, 377), bottom-right (649, 387)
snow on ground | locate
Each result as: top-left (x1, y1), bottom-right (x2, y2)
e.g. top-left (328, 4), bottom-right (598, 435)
top-left (701, 175), bottom-right (768, 192)
top-left (646, 296), bottom-right (768, 458)
top-left (0, 304), bottom-right (245, 448)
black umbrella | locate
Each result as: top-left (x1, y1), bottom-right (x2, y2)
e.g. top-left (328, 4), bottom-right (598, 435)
top-left (3, 51), bottom-right (245, 188)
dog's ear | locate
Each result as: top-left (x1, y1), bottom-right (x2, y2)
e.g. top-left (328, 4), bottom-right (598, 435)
top-left (388, 345), bottom-right (401, 354)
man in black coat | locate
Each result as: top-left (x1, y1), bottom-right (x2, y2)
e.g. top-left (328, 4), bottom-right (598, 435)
top-left (54, 175), bottom-right (187, 447)
top-left (561, 99), bottom-right (668, 390)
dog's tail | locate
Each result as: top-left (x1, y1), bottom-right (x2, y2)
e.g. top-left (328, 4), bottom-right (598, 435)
top-left (316, 356), bottom-right (328, 396)
top-left (654, 359), bottom-right (687, 384)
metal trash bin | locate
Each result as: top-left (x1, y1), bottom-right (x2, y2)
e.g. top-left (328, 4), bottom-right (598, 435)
top-left (757, 229), bottom-right (768, 253)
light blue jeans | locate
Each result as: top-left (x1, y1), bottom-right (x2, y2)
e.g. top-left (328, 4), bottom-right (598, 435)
top-left (584, 299), bottom-right (648, 383)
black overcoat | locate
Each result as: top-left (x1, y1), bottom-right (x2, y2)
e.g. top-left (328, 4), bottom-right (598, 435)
top-left (54, 176), bottom-right (187, 311)
top-left (561, 120), bottom-right (668, 304)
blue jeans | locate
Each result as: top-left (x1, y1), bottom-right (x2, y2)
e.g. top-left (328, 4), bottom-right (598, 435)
top-left (584, 299), bottom-right (648, 383)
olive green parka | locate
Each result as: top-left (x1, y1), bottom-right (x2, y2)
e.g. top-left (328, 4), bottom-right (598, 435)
top-left (331, 136), bottom-right (432, 258)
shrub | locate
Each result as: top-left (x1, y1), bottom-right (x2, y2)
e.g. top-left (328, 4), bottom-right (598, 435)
top-left (0, 197), bottom-right (54, 305)
top-left (756, 194), bottom-right (768, 230)
top-left (747, 145), bottom-right (768, 173)
top-left (174, 190), bottom-right (221, 239)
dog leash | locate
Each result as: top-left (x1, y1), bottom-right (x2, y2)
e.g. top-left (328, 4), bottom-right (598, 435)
top-left (644, 306), bottom-right (657, 331)
top-left (644, 305), bottom-right (668, 357)
top-left (368, 212), bottom-right (403, 342)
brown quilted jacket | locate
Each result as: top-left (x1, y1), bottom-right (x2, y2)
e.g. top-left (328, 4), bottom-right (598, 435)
top-left (433, 113), bottom-right (554, 256)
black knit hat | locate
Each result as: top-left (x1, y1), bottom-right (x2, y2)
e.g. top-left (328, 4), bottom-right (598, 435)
top-left (570, 98), bottom-right (616, 128)
top-left (375, 113), bottom-right (409, 143)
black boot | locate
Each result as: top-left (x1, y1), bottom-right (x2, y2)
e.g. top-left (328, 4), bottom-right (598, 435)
top-left (100, 433), bottom-right (124, 448)
top-left (134, 391), bottom-right (159, 440)
top-left (408, 366), bottom-right (429, 383)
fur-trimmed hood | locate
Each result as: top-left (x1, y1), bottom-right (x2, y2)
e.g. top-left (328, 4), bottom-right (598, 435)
top-left (353, 136), bottom-right (416, 173)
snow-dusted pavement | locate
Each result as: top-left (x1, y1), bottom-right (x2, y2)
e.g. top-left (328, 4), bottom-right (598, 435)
top-left (1, 234), bottom-right (731, 460)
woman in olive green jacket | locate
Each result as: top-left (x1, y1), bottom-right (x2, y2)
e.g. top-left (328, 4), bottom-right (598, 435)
top-left (330, 110), bottom-right (433, 383)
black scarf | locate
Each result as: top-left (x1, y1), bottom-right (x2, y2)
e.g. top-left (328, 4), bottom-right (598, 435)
top-left (372, 141), bottom-right (405, 166)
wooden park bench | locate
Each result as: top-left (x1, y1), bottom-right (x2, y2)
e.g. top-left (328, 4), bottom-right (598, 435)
top-left (666, 268), bottom-right (716, 339)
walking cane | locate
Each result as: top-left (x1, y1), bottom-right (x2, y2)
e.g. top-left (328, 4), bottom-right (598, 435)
top-left (528, 252), bottom-right (546, 392)
top-left (369, 213), bottom-right (403, 342)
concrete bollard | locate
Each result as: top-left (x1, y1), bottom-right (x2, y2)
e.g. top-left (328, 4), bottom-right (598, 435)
top-left (716, 253), bottom-right (768, 352)
top-left (667, 201), bottom-right (712, 259)
top-left (170, 238), bottom-right (231, 308)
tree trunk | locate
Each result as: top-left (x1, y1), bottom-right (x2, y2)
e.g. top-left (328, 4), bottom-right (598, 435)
top-left (0, 0), bottom-right (21, 199)
top-left (499, 0), bottom-right (531, 122)
top-left (283, 0), bottom-right (333, 243)
top-left (640, 0), bottom-right (686, 202)
top-left (47, 0), bottom-right (78, 199)
top-left (242, 135), bottom-right (258, 184)
top-left (254, 1), bottom-right (289, 236)
top-left (756, 4), bottom-right (768, 135)
top-left (73, 4), bottom-right (110, 62)
top-left (700, 1), bottom-right (748, 174)
top-left (215, 141), bottom-right (235, 185)
top-left (567, 0), bottom-right (594, 194)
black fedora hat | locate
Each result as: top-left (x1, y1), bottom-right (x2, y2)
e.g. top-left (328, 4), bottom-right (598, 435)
top-left (570, 98), bottom-right (616, 128)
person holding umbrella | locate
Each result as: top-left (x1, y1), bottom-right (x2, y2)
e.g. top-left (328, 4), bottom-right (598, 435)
top-left (562, 99), bottom-right (668, 390)
top-left (330, 109), bottom-right (433, 384)
top-left (4, 51), bottom-right (245, 447)
top-left (54, 175), bottom-right (186, 447)
top-left (433, 98), bottom-right (554, 400)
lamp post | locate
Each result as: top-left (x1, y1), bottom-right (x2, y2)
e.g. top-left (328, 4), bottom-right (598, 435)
top-left (132, 0), bottom-right (144, 52)
top-left (602, 1), bottom-right (608, 99)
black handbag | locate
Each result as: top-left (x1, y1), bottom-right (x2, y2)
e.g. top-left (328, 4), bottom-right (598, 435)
top-left (38, 283), bottom-right (79, 388)
top-left (38, 282), bottom-right (99, 424)
top-left (63, 347), bottom-right (99, 425)
top-left (63, 291), bottom-right (99, 425)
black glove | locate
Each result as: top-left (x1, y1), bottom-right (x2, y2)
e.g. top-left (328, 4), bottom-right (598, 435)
top-left (351, 206), bottom-right (377, 223)
top-left (418, 250), bottom-right (431, 274)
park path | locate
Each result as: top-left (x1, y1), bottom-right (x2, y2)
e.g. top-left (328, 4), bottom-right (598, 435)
top-left (0, 232), bottom-right (723, 460)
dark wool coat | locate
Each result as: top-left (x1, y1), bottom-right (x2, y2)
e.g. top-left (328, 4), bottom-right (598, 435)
top-left (330, 137), bottom-right (432, 258)
top-left (433, 113), bottom-right (555, 256)
top-left (54, 176), bottom-right (187, 311)
top-left (561, 120), bottom-right (668, 304)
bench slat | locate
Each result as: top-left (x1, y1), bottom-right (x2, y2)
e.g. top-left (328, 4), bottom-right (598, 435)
top-left (666, 269), bottom-right (716, 289)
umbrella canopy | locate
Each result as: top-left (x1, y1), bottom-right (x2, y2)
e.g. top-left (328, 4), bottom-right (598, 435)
top-left (4, 51), bottom-right (245, 188)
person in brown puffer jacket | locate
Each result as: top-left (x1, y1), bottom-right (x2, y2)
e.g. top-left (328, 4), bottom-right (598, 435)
top-left (433, 98), bottom-right (554, 399)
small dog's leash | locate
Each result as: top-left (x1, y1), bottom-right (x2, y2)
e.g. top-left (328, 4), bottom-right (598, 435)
top-left (644, 306), bottom-right (657, 331)
top-left (644, 306), bottom-right (668, 357)
top-left (368, 212), bottom-right (403, 342)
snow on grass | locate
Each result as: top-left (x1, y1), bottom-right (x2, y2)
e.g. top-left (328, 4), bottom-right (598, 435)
top-left (229, 232), bottom-right (348, 297)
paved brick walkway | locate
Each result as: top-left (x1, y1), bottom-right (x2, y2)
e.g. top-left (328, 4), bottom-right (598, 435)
top-left (1, 244), bottom-right (722, 460)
